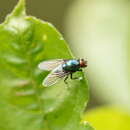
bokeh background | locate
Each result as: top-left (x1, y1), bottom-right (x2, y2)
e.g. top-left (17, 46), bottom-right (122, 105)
top-left (0, 0), bottom-right (130, 129)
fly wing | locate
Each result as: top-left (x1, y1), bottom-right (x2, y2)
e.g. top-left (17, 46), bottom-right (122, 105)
top-left (42, 65), bottom-right (69, 87)
top-left (38, 59), bottom-right (65, 71)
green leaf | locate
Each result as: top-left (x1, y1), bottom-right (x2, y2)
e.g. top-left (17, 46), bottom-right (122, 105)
top-left (0, 0), bottom-right (93, 130)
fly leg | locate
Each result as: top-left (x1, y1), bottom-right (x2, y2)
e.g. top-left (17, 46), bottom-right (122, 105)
top-left (64, 75), bottom-right (69, 84)
top-left (70, 73), bottom-right (79, 80)
top-left (70, 73), bottom-right (83, 80)
top-left (78, 69), bottom-right (82, 71)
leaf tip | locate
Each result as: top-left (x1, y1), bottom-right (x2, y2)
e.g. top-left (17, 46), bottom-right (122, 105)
top-left (10, 0), bottom-right (26, 18)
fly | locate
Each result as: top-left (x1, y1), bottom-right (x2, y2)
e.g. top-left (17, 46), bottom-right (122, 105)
top-left (38, 59), bottom-right (87, 87)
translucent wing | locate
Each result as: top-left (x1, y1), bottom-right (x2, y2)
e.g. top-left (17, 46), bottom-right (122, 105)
top-left (38, 59), bottom-right (64, 71)
top-left (43, 65), bottom-right (69, 87)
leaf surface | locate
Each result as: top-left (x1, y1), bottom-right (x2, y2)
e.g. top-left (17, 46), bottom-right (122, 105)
top-left (0, 0), bottom-right (93, 130)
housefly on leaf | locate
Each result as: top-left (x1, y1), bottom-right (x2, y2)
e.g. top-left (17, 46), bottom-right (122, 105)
top-left (38, 59), bottom-right (87, 87)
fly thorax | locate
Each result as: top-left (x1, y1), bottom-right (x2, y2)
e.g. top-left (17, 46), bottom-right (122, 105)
top-left (62, 60), bottom-right (80, 72)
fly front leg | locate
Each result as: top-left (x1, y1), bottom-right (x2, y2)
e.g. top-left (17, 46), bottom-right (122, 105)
top-left (78, 69), bottom-right (82, 71)
top-left (70, 73), bottom-right (79, 80)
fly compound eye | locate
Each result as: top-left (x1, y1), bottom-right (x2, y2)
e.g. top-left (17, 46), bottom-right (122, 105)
top-left (79, 59), bottom-right (87, 67)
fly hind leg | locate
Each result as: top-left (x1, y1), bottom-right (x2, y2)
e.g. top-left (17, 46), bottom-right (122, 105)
top-left (64, 75), bottom-right (69, 84)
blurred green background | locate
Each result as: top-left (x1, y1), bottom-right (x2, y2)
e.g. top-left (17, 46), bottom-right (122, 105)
top-left (0, 0), bottom-right (130, 130)
top-left (0, 0), bottom-right (72, 34)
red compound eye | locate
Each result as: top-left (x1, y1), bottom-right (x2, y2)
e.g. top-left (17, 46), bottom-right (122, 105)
top-left (79, 59), bottom-right (87, 67)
